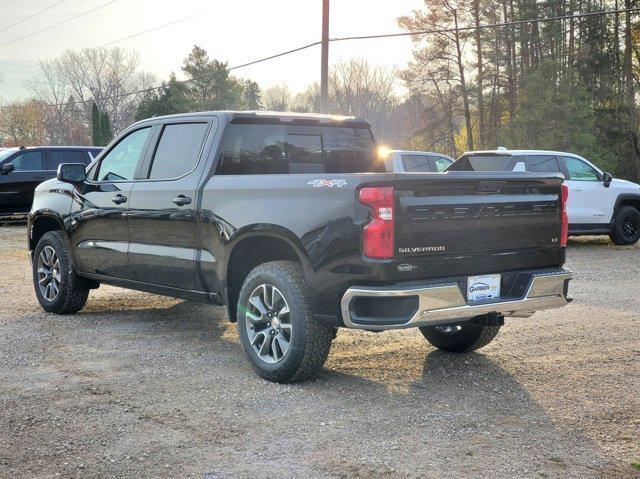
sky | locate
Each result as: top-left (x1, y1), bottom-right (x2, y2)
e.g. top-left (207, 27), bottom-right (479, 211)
top-left (0, 0), bottom-right (426, 102)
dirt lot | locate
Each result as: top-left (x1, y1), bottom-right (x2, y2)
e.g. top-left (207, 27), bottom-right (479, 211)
top-left (0, 225), bottom-right (638, 479)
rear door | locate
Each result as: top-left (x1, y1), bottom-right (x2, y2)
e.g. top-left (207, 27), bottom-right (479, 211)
top-left (127, 120), bottom-right (214, 289)
top-left (0, 150), bottom-right (45, 213)
top-left (71, 126), bottom-right (155, 278)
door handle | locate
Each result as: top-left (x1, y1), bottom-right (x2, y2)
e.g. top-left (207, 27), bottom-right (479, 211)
top-left (111, 194), bottom-right (127, 204)
top-left (172, 195), bottom-right (192, 206)
top-left (573, 188), bottom-right (584, 192)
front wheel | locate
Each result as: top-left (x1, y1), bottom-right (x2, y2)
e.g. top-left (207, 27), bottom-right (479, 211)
top-left (32, 231), bottom-right (89, 314)
top-left (419, 318), bottom-right (501, 353)
top-left (236, 261), bottom-right (334, 383)
top-left (610, 206), bottom-right (640, 245)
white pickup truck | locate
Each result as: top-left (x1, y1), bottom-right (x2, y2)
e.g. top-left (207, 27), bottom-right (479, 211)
top-left (447, 149), bottom-right (640, 245)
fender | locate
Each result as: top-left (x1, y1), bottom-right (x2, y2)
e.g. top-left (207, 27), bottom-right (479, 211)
top-left (27, 210), bottom-right (70, 253)
top-left (610, 193), bottom-right (640, 227)
top-left (223, 223), bottom-right (313, 280)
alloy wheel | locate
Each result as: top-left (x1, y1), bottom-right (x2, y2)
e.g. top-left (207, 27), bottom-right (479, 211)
top-left (622, 214), bottom-right (639, 240)
top-left (245, 284), bottom-right (292, 364)
top-left (37, 246), bottom-right (61, 302)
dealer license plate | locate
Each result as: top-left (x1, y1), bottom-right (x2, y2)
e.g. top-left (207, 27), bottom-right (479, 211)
top-left (467, 274), bottom-right (501, 301)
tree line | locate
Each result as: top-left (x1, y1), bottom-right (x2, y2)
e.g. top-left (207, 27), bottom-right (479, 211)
top-left (0, 0), bottom-right (639, 180)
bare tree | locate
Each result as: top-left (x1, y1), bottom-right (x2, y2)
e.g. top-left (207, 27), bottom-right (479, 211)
top-left (262, 83), bottom-right (293, 111)
top-left (328, 59), bottom-right (400, 142)
top-left (31, 47), bottom-right (155, 139)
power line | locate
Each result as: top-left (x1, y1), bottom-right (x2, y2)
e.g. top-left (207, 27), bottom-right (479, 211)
top-left (0, 0), bottom-right (119, 48)
top-left (0, 0), bottom-right (66, 34)
top-left (96, 13), bottom-right (199, 48)
top-left (331, 7), bottom-right (640, 43)
top-left (1, 6), bottom-right (639, 110)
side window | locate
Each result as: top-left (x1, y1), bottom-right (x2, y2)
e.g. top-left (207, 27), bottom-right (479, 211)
top-left (434, 156), bottom-right (452, 172)
top-left (512, 161), bottom-right (526, 172)
top-left (524, 155), bottom-right (561, 173)
top-left (95, 127), bottom-right (152, 182)
top-left (46, 150), bottom-right (86, 170)
top-left (9, 151), bottom-right (43, 171)
top-left (563, 156), bottom-right (599, 181)
top-left (401, 154), bottom-right (433, 172)
top-left (148, 123), bottom-right (208, 180)
top-left (217, 123), bottom-right (381, 175)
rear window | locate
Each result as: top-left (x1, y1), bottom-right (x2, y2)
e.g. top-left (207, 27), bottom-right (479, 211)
top-left (447, 155), bottom-right (512, 171)
top-left (217, 123), bottom-right (383, 174)
top-left (46, 150), bottom-right (87, 170)
top-left (401, 154), bottom-right (433, 172)
top-left (524, 155), bottom-right (561, 173)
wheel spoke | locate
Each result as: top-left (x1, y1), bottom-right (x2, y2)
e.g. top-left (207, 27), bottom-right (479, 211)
top-left (263, 284), bottom-right (273, 310)
top-left (275, 333), bottom-right (290, 356)
top-left (277, 304), bottom-right (289, 318)
top-left (279, 322), bottom-right (292, 332)
top-left (246, 311), bottom-right (264, 325)
top-left (249, 295), bottom-right (268, 316)
top-left (258, 333), bottom-right (273, 357)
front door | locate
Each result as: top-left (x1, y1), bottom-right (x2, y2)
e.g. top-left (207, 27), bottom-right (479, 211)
top-left (127, 121), bottom-right (213, 289)
top-left (0, 150), bottom-right (46, 213)
top-left (70, 126), bottom-right (154, 278)
top-left (560, 156), bottom-right (613, 225)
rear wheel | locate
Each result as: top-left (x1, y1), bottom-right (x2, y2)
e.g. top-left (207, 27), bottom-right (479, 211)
top-left (419, 317), bottom-right (501, 352)
top-left (32, 231), bottom-right (89, 314)
top-left (236, 261), bottom-right (334, 383)
top-left (610, 206), bottom-right (640, 245)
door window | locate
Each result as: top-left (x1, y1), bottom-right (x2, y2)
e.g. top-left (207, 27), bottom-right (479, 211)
top-left (563, 157), bottom-right (599, 181)
top-left (148, 123), bottom-right (209, 179)
top-left (401, 154), bottom-right (433, 172)
top-left (434, 156), bottom-right (452, 172)
top-left (46, 150), bottom-right (87, 170)
top-left (8, 151), bottom-right (43, 171)
top-left (95, 127), bottom-right (152, 181)
top-left (524, 155), bottom-right (561, 173)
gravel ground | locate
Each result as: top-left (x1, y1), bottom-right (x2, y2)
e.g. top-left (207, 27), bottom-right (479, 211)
top-left (0, 225), bottom-right (638, 479)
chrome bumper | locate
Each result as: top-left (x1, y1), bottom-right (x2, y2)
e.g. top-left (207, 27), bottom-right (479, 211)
top-left (340, 269), bottom-right (573, 330)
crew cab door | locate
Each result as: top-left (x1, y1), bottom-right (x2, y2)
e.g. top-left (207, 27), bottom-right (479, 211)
top-left (70, 126), bottom-right (154, 278)
top-left (0, 150), bottom-right (45, 213)
top-left (559, 156), bottom-right (613, 225)
top-left (126, 120), bottom-right (214, 289)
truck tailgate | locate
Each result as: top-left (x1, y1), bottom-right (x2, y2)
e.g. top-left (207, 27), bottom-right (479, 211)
top-left (392, 172), bottom-right (564, 259)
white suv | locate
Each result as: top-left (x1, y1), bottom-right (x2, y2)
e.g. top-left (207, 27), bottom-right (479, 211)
top-left (447, 149), bottom-right (640, 245)
top-left (384, 150), bottom-right (454, 173)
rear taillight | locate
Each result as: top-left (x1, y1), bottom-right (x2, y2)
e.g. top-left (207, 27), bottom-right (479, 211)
top-left (359, 186), bottom-right (395, 259)
top-left (560, 184), bottom-right (569, 247)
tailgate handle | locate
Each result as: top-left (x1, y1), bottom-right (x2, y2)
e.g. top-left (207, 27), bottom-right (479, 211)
top-left (476, 181), bottom-right (504, 193)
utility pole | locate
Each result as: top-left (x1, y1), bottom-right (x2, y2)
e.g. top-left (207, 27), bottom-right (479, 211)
top-left (320, 0), bottom-right (330, 113)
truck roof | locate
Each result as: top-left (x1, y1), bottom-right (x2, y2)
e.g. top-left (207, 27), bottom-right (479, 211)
top-left (462, 149), bottom-right (584, 158)
top-left (143, 110), bottom-right (371, 127)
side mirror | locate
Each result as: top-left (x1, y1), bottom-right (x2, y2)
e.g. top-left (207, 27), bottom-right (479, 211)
top-left (603, 172), bottom-right (613, 188)
top-left (1, 163), bottom-right (15, 175)
top-left (57, 163), bottom-right (86, 183)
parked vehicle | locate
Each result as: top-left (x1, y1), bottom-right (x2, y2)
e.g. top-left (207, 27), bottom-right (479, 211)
top-left (447, 149), bottom-right (640, 245)
top-left (0, 146), bottom-right (102, 214)
top-left (383, 149), bottom-right (453, 173)
top-left (28, 112), bottom-right (573, 382)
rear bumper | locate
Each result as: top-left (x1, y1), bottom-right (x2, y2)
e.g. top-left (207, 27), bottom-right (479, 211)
top-left (340, 268), bottom-right (572, 330)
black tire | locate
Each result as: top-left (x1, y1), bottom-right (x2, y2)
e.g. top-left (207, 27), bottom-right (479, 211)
top-left (236, 261), bottom-right (334, 383)
top-left (32, 231), bottom-right (89, 314)
top-left (610, 206), bottom-right (640, 245)
top-left (419, 318), bottom-right (501, 353)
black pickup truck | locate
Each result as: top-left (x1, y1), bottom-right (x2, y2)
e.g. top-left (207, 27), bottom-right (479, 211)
top-left (28, 111), bottom-right (573, 382)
